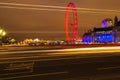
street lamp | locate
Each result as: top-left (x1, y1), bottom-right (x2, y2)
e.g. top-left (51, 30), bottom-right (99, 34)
top-left (0, 28), bottom-right (6, 46)
top-left (0, 29), bottom-right (2, 34)
top-left (2, 31), bottom-right (6, 36)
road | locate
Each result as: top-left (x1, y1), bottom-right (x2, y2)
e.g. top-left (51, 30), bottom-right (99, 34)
top-left (1, 46), bottom-right (120, 80)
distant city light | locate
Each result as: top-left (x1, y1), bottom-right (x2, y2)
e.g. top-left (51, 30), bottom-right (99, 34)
top-left (2, 31), bottom-right (6, 36)
top-left (34, 38), bottom-right (39, 42)
top-left (0, 28), bottom-right (6, 36)
top-left (0, 29), bottom-right (2, 34)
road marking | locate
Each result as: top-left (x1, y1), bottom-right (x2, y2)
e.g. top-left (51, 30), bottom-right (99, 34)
top-left (1, 71), bottom-right (68, 79)
top-left (97, 66), bottom-right (120, 70)
top-left (0, 71), bottom-right (31, 76)
top-left (0, 53), bottom-right (119, 64)
top-left (4, 62), bottom-right (34, 72)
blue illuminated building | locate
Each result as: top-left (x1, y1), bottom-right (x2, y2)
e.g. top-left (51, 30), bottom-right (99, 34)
top-left (82, 16), bottom-right (120, 44)
top-left (82, 32), bottom-right (94, 44)
top-left (102, 19), bottom-right (107, 28)
top-left (101, 18), bottom-right (113, 28)
top-left (93, 27), bottom-right (114, 43)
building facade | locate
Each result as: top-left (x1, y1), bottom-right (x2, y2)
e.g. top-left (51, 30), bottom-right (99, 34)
top-left (82, 16), bottom-right (120, 44)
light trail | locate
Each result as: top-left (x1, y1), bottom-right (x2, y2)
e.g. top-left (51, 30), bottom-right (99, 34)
top-left (0, 2), bottom-right (120, 13)
top-left (64, 46), bottom-right (120, 51)
top-left (1, 46), bottom-right (120, 55)
top-left (1, 46), bottom-right (120, 64)
top-left (2, 71), bottom-right (68, 80)
top-left (0, 5), bottom-right (66, 12)
top-left (0, 2), bottom-right (120, 14)
top-left (0, 2), bottom-right (67, 9)
top-left (7, 30), bottom-right (94, 34)
top-left (0, 5), bottom-right (118, 15)
top-left (8, 31), bottom-right (66, 33)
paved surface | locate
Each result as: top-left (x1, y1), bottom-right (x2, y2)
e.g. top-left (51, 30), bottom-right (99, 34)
top-left (0, 46), bottom-right (120, 80)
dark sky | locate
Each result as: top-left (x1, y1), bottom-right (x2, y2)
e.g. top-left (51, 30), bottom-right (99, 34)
top-left (0, 0), bottom-right (120, 40)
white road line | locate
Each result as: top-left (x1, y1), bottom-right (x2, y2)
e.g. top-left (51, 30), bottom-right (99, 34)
top-left (2, 71), bottom-right (68, 80)
top-left (97, 66), bottom-right (120, 70)
top-left (0, 71), bottom-right (31, 76)
top-left (0, 53), bottom-right (119, 64)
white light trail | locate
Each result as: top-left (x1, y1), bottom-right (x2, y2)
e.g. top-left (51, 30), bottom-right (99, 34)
top-left (0, 2), bottom-right (66, 9)
top-left (0, 2), bottom-right (120, 14)
top-left (61, 46), bottom-right (120, 52)
top-left (0, 2), bottom-right (120, 13)
top-left (0, 5), bottom-right (118, 14)
top-left (8, 31), bottom-right (66, 33)
top-left (0, 6), bottom-right (66, 12)
top-left (1, 46), bottom-right (120, 62)
top-left (1, 46), bottom-right (120, 55)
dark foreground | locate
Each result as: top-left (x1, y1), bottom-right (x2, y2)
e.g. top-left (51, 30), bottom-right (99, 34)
top-left (0, 47), bottom-right (120, 80)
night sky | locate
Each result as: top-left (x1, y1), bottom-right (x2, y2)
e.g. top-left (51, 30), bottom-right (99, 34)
top-left (0, 0), bottom-right (120, 41)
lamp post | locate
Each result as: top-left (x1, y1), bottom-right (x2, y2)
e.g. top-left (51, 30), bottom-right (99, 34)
top-left (0, 28), bottom-right (6, 46)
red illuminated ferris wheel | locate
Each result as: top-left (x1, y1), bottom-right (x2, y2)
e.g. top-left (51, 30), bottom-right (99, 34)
top-left (65, 3), bottom-right (78, 43)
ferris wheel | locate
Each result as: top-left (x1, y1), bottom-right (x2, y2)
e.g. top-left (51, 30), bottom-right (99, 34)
top-left (65, 3), bottom-right (78, 43)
